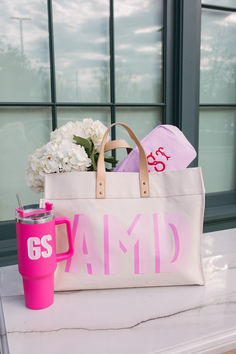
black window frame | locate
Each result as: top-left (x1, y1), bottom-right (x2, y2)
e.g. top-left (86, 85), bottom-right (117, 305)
top-left (1, 0), bottom-right (236, 266)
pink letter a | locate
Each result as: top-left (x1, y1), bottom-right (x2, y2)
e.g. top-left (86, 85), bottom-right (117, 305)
top-left (65, 215), bottom-right (103, 275)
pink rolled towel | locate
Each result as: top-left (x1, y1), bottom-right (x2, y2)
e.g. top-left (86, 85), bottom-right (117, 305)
top-left (113, 125), bottom-right (196, 172)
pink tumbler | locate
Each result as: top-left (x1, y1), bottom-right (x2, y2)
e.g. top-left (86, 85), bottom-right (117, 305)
top-left (15, 202), bottom-right (73, 310)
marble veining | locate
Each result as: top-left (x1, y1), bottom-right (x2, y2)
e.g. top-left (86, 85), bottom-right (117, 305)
top-left (5, 301), bottom-right (236, 335)
top-left (0, 298), bottom-right (9, 354)
top-left (1, 228), bottom-right (236, 354)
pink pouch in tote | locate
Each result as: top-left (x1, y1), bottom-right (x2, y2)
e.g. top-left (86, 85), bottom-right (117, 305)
top-left (113, 125), bottom-right (196, 173)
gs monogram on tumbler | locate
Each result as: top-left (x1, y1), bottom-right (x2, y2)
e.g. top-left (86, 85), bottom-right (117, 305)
top-left (27, 235), bottom-right (53, 260)
top-left (16, 203), bottom-right (74, 309)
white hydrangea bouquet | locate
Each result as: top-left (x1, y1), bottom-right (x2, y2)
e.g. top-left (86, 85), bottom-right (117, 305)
top-left (25, 119), bottom-right (116, 193)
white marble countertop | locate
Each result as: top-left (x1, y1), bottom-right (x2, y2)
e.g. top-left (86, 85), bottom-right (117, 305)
top-left (1, 228), bottom-right (236, 354)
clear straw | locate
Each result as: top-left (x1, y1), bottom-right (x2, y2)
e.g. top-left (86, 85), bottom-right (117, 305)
top-left (16, 194), bottom-right (24, 210)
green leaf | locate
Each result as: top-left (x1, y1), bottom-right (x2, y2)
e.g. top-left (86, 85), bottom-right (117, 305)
top-left (104, 156), bottom-right (118, 164)
top-left (94, 153), bottom-right (99, 163)
top-left (90, 144), bottom-right (97, 171)
top-left (94, 153), bottom-right (118, 165)
top-left (73, 135), bottom-right (92, 155)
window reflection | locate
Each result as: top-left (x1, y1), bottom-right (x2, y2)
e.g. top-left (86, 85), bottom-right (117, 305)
top-left (114, 0), bottom-right (163, 103)
top-left (53, 0), bottom-right (110, 102)
top-left (0, 0), bottom-right (50, 102)
top-left (57, 107), bottom-right (110, 128)
top-left (199, 109), bottom-right (236, 192)
top-left (202, 0), bottom-right (236, 8)
top-left (200, 9), bottom-right (236, 104)
top-left (0, 108), bottom-right (52, 221)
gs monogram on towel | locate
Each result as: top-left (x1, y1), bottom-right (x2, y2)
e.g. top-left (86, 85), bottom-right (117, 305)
top-left (65, 213), bottom-right (190, 275)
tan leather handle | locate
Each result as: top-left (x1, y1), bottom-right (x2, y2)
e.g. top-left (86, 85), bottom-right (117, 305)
top-left (104, 140), bottom-right (132, 154)
top-left (96, 123), bottom-right (150, 199)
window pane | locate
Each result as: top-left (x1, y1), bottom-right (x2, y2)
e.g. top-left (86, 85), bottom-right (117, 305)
top-left (115, 108), bottom-right (162, 161)
top-left (0, 0), bottom-right (51, 102)
top-left (114, 0), bottom-right (163, 103)
top-left (53, 0), bottom-right (110, 103)
top-left (200, 9), bottom-right (236, 104)
top-left (57, 107), bottom-right (111, 128)
top-left (202, 0), bottom-right (236, 8)
top-left (199, 108), bottom-right (236, 193)
top-left (0, 108), bottom-right (52, 221)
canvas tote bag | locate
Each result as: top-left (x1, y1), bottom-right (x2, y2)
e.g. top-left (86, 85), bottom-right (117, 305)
top-left (42, 123), bottom-right (205, 291)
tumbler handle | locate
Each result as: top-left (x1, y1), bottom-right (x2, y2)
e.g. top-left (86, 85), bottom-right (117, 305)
top-left (55, 217), bottom-right (74, 262)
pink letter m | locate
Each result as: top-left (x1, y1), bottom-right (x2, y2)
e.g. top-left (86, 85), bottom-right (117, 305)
top-left (104, 214), bottom-right (150, 275)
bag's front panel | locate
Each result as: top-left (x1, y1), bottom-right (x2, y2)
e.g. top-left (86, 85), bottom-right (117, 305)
top-left (44, 167), bottom-right (205, 290)
top-left (48, 193), bottom-right (204, 291)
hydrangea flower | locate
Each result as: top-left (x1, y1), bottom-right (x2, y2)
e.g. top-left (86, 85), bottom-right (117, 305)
top-left (50, 118), bottom-right (108, 152)
top-left (25, 118), bottom-right (109, 193)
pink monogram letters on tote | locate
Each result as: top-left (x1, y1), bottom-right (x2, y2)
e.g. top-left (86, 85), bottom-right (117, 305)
top-left (65, 213), bottom-right (190, 275)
